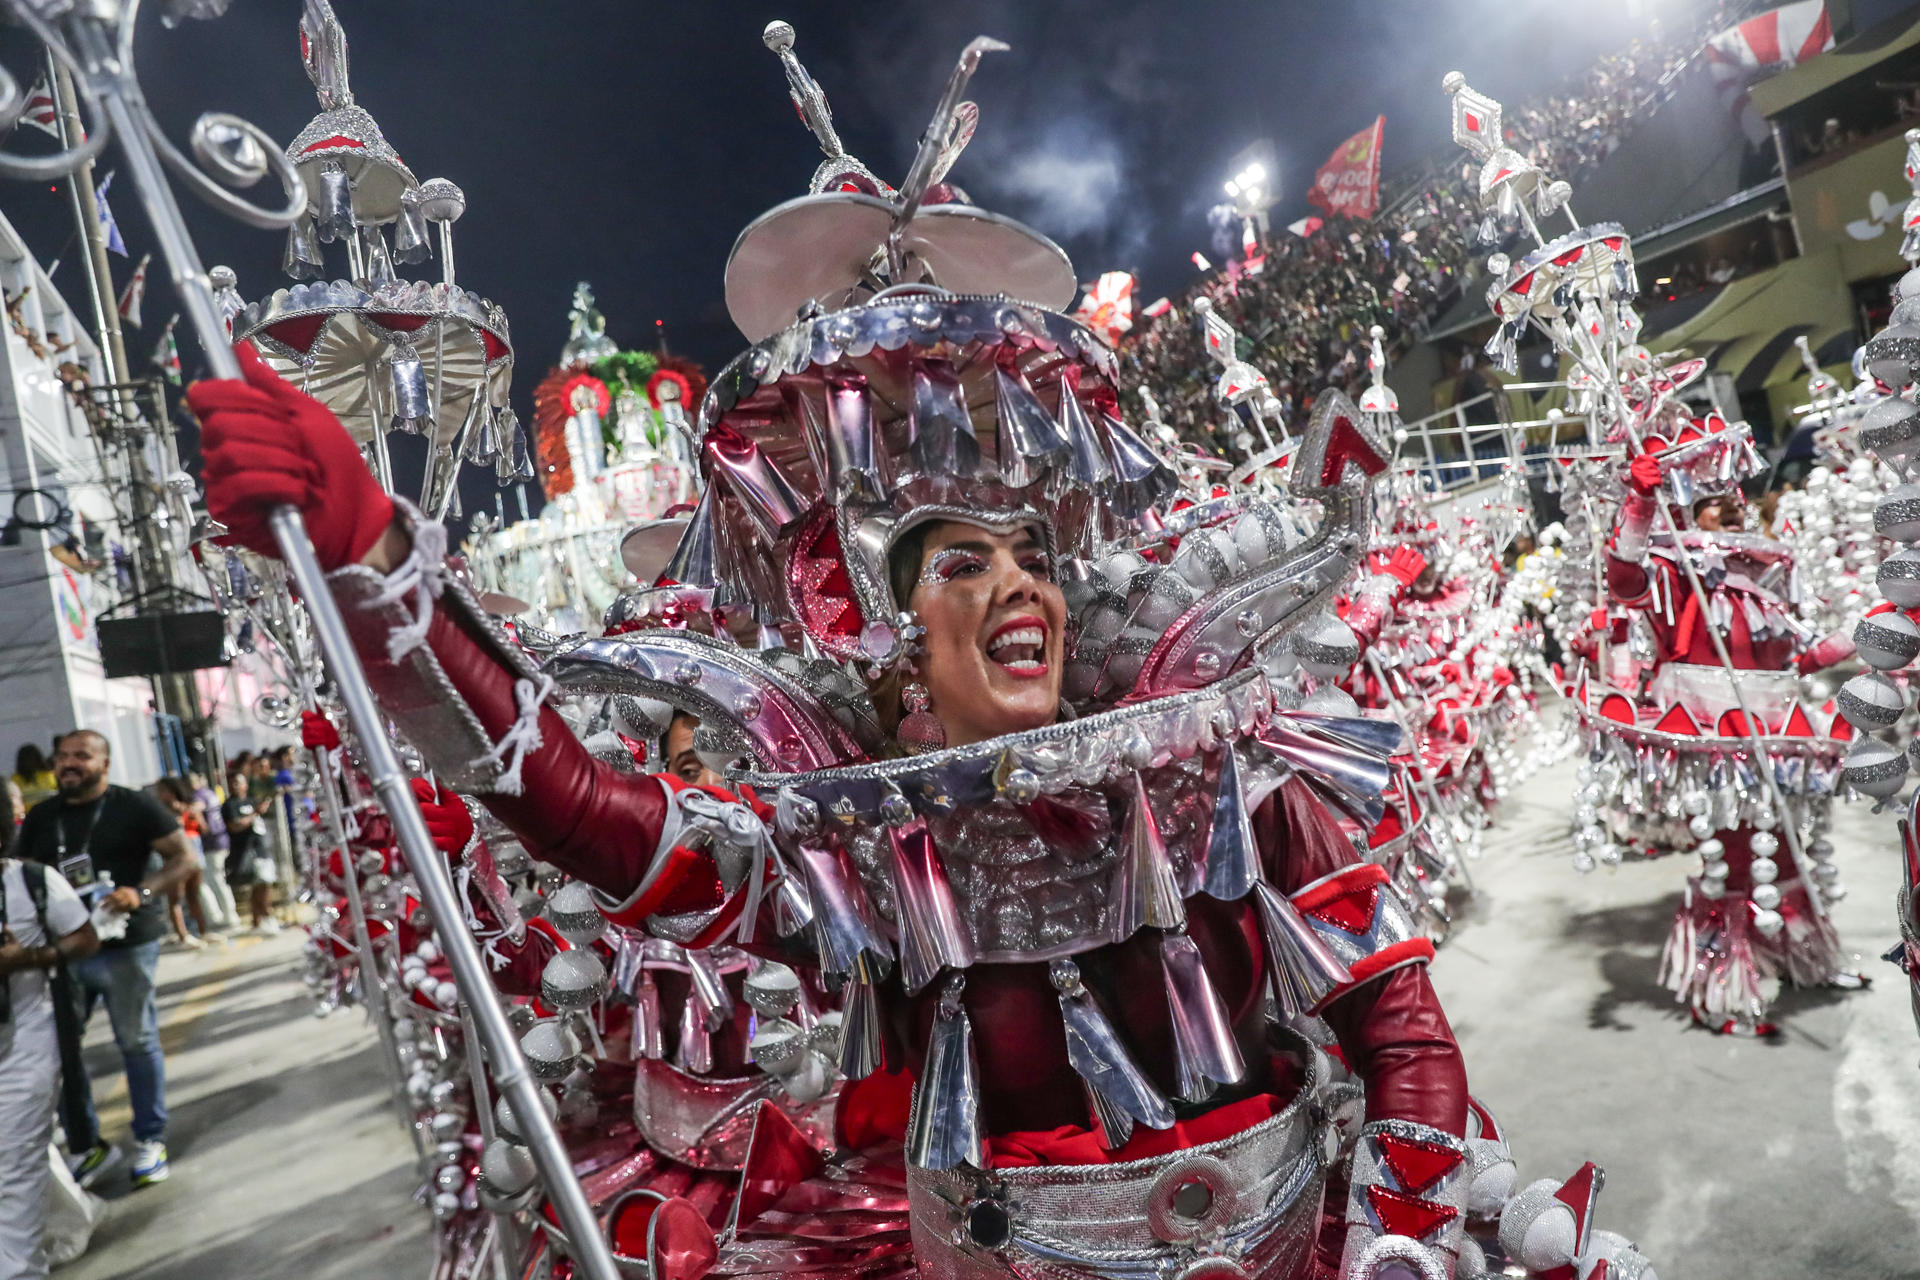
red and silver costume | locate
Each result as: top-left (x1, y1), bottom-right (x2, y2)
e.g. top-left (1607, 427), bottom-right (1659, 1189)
top-left (1440, 73), bottom-right (1863, 1035)
top-left (191, 42), bottom-right (1659, 1280)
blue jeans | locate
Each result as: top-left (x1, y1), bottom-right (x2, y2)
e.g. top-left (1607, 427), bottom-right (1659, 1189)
top-left (67, 942), bottom-right (166, 1144)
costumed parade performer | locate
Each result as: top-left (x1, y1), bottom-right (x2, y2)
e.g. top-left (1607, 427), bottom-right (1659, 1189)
top-left (189, 24), bottom-right (1659, 1280)
top-left (1440, 73), bottom-right (1866, 1038)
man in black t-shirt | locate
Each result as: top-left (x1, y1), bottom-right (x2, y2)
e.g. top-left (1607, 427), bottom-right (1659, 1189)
top-left (16, 730), bottom-right (192, 1189)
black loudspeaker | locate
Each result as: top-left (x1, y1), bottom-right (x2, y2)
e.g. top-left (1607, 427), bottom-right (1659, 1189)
top-left (96, 612), bottom-right (229, 679)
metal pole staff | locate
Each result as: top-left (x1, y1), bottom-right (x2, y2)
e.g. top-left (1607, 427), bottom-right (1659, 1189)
top-left (0, 8), bottom-right (619, 1277)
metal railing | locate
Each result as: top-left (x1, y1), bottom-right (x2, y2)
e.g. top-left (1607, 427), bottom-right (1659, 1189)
top-left (1395, 380), bottom-right (1603, 490)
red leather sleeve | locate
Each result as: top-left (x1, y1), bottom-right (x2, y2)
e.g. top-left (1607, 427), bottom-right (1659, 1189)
top-left (412, 601), bottom-right (669, 901)
top-left (1259, 777), bottom-right (1469, 1138)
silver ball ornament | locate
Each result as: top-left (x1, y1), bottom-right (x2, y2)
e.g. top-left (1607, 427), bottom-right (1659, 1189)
top-left (479, 1138), bottom-right (538, 1196)
top-left (1751, 906), bottom-right (1785, 937)
top-left (538, 948), bottom-right (608, 1013)
top-left (1844, 736), bottom-right (1910, 799)
top-left (1749, 857), bottom-right (1779, 885)
top-left (1572, 851), bottom-right (1597, 874)
top-left (1855, 610), bottom-right (1920, 670)
top-left (1749, 831), bottom-right (1779, 859)
top-left (1751, 882), bottom-right (1783, 911)
top-left (1687, 815), bottom-right (1714, 840)
top-left (1836, 671), bottom-right (1907, 730)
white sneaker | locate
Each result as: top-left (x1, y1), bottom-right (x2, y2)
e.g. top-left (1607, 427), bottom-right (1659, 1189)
top-left (130, 1139), bottom-right (169, 1187)
top-left (252, 918), bottom-right (282, 935)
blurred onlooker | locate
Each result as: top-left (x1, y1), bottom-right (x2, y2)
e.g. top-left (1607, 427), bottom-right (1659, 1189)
top-left (190, 771), bottom-right (240, 932)
top-left (221, 773), bottom-right (276, 934)
top-left (15, 730), bottom-right (192, 1189)
top-left (152, 778), bottom-right (219, 948)
top-left (11, 746), bottom-right (56, 811)
top-left (0, 852), bottom-right (98, 1279)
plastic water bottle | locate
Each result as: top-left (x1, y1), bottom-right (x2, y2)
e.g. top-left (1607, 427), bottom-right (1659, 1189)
top-left (90, 871), bottom-right (130, 943)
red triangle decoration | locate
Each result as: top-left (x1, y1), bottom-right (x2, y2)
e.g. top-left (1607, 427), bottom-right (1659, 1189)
top-left (1598, 693), bottom-right (1636, 726)
top-left (1825, 700), bottom-right (1853, 741)
top-left (1651, 703), bottom-right (1700, 737)
top-left (1365, 1184), bottom-right (1459, 1242)
top-left (1300, 881), bottom-right (1379, 935)
top-left (1553, 1162), bottom-right (1601, 1258)
top-left (1780, 704), bottom-right (1817, 738)
top-left (1375, 1131), bottom-right (1465, 1195)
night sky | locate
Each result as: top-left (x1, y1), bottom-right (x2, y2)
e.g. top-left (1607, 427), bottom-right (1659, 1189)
top-left (0, 0), bottom-right (1720, 515)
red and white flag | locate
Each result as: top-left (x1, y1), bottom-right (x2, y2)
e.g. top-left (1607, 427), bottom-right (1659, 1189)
top-left (1287, 215), bottom-right (1324, 238)
top-left (1705, 1), bottom-right (1834, 142)
top-left (1307, 116), bottom-right (1385, 220)
top-left (19, 72), bottom-right (59, 137)
top-left (1073, 271), bottom-right (1136, 346)
top-left (117, 252), bottom-right (149, 329)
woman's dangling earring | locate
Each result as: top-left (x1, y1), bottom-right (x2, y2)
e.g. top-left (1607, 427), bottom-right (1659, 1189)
top-left (898, 681), bottom-right (947, 752)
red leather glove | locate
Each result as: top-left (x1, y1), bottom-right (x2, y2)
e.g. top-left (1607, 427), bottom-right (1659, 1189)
top-left (410, 777), bottom-right (475, 859)
top-left (300, 709), bottom-right (340, 751)
top-left (1379, 545), bottom-right (1427, 590)
top-left (188, 343), bottom-right (396, 570)
top-left (1627, 452), bottom-right (1662, 497)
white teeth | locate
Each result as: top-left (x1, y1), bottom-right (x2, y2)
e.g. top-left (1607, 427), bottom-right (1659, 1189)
top-left (987, 626), bottom-right (1044, 655)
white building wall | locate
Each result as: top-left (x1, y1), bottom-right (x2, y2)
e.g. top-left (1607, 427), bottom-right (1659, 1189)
top-left (0, 211), bottom-right (165, 785)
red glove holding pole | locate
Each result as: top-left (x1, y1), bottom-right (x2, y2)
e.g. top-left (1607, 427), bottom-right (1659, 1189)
top-left (410, 777), bottom-right (475, 860)
top-left (299, 709), bottom-right (340, 752)
top-left (187, 343), bottom-right (395, 571)
top-left (1627, 452), bottom-right (1662, 498)
top-left (1376, 545), bottom-right (1428, 591)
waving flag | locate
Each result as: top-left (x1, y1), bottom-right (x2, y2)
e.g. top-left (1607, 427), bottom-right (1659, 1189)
top-left (117, 253), bottom-right (149, 328)
top-left (1307, 116), bottom-right (1385, 220)
top-left (152, 314), bottom-right (182, 384)
top-left (1706, 2), bottom-right (1835, 142)
top-left (1074, 271), bottom-right (1136, 345)
top-left (95, 170), bottom-right (127, 257)
top-left (18, 72), bottom-right (59, 137)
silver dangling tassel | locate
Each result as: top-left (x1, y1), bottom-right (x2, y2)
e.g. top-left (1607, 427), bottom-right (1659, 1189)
top-left (684, 949), bottom-right (732, 1023)
top-left (316, 159), bottom-right (354, 243)
top-left (1059, 381), bottom-right (1113, 488)
top-left (445, 482), bottom-right (462, 520)
top-left (1050, 958), bottom-right (1174, 1148)
top-left (1202, 747), bottom-right (1259, 901)
top-left (1252, 882), bottom-right (1353, 1018)
top-left (1112, 771), bottom-right (1186, 940)
top-left (773, 859), bottom-right (814, 937)
top-left (463, 407), bottom-right (499, 463)
top-left (634, 970), bottom-right (664, 1060)
top-left (393, 188), bottom-right (432, 264)
top-left (909, 358), bottom-right (981, 478)
top-left (789, 839), bottom-right (889, 976)
top-left (361, 225), bottom-right (396, 286)
top-left (282, 212), bottom-right (324, 280)
top-left (675, 987), bottom-right (713, 1074)
top-left (905, 975), bottom-right (985, 1170)
top-left (1160, 931), bottom-right (1247, 1101)
top-left (889, 820), bottom-right (975, 994)
top-left (498, 410), bottom-right (535, 483)
top-left (661, 484), bottom-right (722, 588)
top-left (388, 336), bottom-right (432, 435)
top-left (1102, 414), bottom-right (1177, 517)
top-left (837, 954), bottom-right (884, 1081)
top-left (823, 372), bottom-right (890, 502)
top-left (993, 365), bottom-right (1069, 485)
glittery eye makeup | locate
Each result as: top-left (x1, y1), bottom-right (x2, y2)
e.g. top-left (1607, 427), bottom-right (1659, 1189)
top-left (918, 548), bottom-right (982, 588)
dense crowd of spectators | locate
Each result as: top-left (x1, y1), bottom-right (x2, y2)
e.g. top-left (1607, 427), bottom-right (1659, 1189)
top-left (1124, 1), bottom-right (1756, 456)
